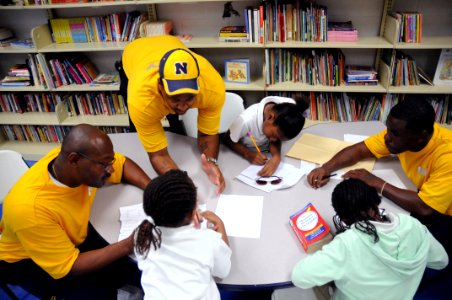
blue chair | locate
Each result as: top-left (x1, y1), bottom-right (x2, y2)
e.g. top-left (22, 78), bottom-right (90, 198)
top-left (0, 150), bottom-right (37, 300)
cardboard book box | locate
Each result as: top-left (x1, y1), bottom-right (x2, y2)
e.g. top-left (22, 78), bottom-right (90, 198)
top-left (290, 202), bottom-right (333, 253)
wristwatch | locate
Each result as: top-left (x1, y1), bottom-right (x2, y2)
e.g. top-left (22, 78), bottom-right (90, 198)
top-left (206, 157), bottom-right (218, 165)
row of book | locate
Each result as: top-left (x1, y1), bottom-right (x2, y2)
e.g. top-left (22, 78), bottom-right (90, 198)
top-left (264, 1), bottom-right (328, 43)
top-left (264, 48), bottom-right (345, 86)
top-left (0, 93), bottom-right (62, 113)
top-left (1, 124), bottom-right (128, 143)
top-left (271, 91), bottom-right (451, 125)
top-left (24, 53), bottom-right (99, 89)
top-left (49, 11), bottom-right (145, 44)
top-left (390, 11), bottom-right (423, 43)
top-left (0, 91), bottom-right (127, 117)
top-left (66, 92), bottom-right (127, 116)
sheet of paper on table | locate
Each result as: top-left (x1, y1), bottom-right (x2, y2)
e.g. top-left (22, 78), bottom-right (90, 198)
top-left (118, 203), bottom-right (209, 241)
top-left (286, 133), bottom-right (376, 172)
top-left (215, 194), bottom-right (263, 239)
top-left (236, 162), bottom-right (306, 192)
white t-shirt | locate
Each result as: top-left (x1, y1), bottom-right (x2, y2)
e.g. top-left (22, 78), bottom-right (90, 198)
top-left (228, 96), bottom-right (295, 151)
top-left (136, 224), bottom-right (232, 300)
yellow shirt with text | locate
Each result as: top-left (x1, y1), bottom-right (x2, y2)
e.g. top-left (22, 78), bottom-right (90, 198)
top-left (0, 148), bottom-right (125, 279)
top-left (364, 124), bottom-right (452, 216)
top-left (122, 35), bottom-right (225, 152)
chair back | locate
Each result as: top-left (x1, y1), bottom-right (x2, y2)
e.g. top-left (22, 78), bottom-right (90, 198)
top-left (0, 150), bottom-right (29, 203)
top-left (181, 92), bottom-right (245, 138)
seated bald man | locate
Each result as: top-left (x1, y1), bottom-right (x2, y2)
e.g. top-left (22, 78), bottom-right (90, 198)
top-left (0, 124), bottom-right (151, 299)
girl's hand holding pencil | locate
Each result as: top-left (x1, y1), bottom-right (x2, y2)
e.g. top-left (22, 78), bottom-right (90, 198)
top-left (247, 131), bottom-right (268, 165)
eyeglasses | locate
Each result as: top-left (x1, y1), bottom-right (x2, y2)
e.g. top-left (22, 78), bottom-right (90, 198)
top-left (77, 152), bottom-right (116, 169)
top-left (255, 176), bottom-right (282, 185)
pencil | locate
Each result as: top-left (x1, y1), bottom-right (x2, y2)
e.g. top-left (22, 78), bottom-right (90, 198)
top-left (247, 131), bottom-right (261, 153)
top-left (322, 173), bottom-right (337, 179)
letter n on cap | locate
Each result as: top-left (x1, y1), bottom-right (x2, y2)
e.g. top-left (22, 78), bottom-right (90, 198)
top-left (175, 62), bottom-right (188, 75)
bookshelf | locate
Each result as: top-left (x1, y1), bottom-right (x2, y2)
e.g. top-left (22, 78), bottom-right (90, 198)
top-left (0, 0), bottom-right (451, 159)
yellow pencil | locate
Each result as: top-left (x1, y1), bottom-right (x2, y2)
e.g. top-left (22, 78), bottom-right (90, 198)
top-left (247, 131), bottom-right (261, 153)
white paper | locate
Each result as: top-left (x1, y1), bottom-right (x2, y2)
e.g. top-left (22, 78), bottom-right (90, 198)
top-left (118, 203), bottom-right (146, 241)
top-left (236, 162), bottom-right (306, 192)
top-left (215, 194), bottom-right (263, 239)
top-left (344, 134), bottom-right (369, 143)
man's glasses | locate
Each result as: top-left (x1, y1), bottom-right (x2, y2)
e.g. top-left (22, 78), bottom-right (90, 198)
top-left (255, 176), bottom-right (282, 185)
top-left (77, 152), bottom-right (116, 169)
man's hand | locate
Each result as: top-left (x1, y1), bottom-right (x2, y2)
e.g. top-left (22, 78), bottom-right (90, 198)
top-left (343, 168), bottom-right (383, 188)
top-left (307, 166), bottom-right (331, 189)
top-left (201, 153), bottom-right (225, 194)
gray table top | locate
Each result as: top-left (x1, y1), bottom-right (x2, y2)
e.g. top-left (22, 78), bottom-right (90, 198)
top-left (91, 121), bottom-right (413, 288)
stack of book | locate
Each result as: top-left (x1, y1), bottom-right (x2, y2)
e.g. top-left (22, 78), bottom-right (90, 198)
top-left (327, 21), bottom-right (358, 42)
top-left (390, 11), bottom-right (423, 43)
top-left (139, 20), bottom-right (173, 37)
top-left (91, 72), bottom-right (120, 86)
top-left (345, 65), bottom-right (378, 86)
top-left (0, 27), bottom-right (15, 48)
top-left (218, 26), bottom-right (248, 42)
top-left (0, 64), bottom-right (31, 87)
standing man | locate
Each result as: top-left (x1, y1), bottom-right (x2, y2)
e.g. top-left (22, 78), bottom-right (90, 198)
top-left (0, 124), bottom-right (151, 299)
top-left (122, 35), bottom-right (226, 193)
top-left (306, 96), bottom-right (451, 291)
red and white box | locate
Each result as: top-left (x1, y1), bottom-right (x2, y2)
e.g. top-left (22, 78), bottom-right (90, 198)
top-left (289, 202), bottom-right (333, 253)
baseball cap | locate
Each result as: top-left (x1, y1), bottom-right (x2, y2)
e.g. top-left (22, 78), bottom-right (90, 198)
top-left (159, 48), bottom-right (200, 96)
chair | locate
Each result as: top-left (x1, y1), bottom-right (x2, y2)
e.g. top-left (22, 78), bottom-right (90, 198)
top-left (181, 92), bottom-right (245, 138)
top-left (0, 150), bottom-right (32, 300)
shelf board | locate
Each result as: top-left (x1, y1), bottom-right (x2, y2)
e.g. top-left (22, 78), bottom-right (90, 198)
top-left (0, 112), bottom-right (60, 125)
top-left (186, 37), bottom-right (263, 48)
top-left (266, 81), bottom-right (387, 93)
top-left (38, 42), bottom-right (127, 52)
top-left (225, 77), bottom-right (265, 91)
top-left (265, 37), bottom-right (393, 49)
top-left (0, 0), bottom-right (242, 10)
top-left (388, 84), bottom-right (452, 94)
top-left (0, 46), bottom-right (37, 53)
top-left (61, 114), bottom-right (129, 126)
top-left (0, 85), bottom-right (48, 92)
top-left (0, 140), bottom-right (58, 160)
top-left (395, 36), bottom-right (452, 49)
top-left (54, 84), bottom-right (120, 92)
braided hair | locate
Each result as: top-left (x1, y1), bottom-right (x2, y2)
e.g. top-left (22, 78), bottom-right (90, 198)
top-left (135, 169), bottom-right (197, 257)
top-left (273, 95), bottom-right (309, 140)
top-left (332, 178), bottom-right (387, 243)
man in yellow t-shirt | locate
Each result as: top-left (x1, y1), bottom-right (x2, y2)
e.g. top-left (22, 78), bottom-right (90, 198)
top-left (306, 96), bottom-right (452, 268)
top-left (122, 35), bottom-right (226, 193)
top-left (0, 124), bottom-right (151, 298)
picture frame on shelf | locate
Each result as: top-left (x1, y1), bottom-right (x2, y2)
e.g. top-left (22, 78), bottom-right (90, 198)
top-left (224, 58), bottom-right (250, 84)
top-left (433, 49), bottom-right (452, 86)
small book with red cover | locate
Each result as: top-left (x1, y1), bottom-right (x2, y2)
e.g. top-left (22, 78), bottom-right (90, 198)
top-left (289, 202), bottom-right (332, 253)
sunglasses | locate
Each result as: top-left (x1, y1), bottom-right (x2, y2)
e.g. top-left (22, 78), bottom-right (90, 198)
top-left (255, 176), bottom-right (282, 185)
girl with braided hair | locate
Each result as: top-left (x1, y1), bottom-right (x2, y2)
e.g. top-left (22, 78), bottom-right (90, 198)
top-left (134, 169), bottom-right (231, 300)
top-left (287, 178), bottom-right (447, 300)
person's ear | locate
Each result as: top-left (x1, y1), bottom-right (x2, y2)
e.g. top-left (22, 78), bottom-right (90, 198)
top-left (66, 152), bottom-right (81, 166)
top-left (266, 111), bottom-right (276, 122)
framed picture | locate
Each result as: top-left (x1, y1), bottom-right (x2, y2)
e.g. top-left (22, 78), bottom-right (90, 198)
top-left (225, 58), bottom-right (250, 84)
top-left (433, 49), bottom-right (452, 85)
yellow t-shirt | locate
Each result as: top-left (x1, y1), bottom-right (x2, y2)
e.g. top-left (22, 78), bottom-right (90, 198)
top-left (364, 124), bottom-right (452, 216)
top-left (122, 35), bottom-right (225, 152)
top-left (0, 148), bottom-right (125, 279)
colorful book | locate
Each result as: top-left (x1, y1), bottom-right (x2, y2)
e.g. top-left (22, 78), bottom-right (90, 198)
top-left (224, 58), bottom-right (250, 84)
top-left (289, 202), bottom-right (332, 253)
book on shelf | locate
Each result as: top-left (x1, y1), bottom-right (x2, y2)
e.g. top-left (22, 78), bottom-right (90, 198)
top-left (345, 65), bottom-right (377, 80)
top-left (289, 202), bottom-right (333, 253)
top-left (224, 58), bottom-right (250, 84)
top-left (91, 72), bottom-right (120, 85)
top-left (433, 49), bottom-right (452, 86)
top-left (218, 36), bottom-right (249, 42)
top-left (10, 38), bottom-right (33, 49)
top-left (139, 20), bottom-right (173, 37)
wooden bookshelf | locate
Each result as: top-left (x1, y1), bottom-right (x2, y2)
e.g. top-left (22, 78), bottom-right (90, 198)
top-left (0, 0), bottom-right (451, 159)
